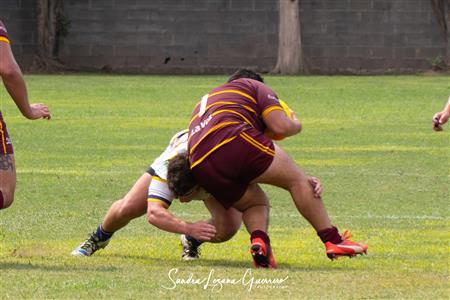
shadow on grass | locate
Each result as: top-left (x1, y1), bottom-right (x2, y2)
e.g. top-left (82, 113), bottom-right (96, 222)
top-left (103, 253), bottom-right (360, 271)
top-left (277, 263), bottom-right (360, 271)
top-left (198, 259), bottom-right (360, 271)
top-left (0, 262), bottom-right (117, 272)
top-left (105, 253), bottom-right (250, 268)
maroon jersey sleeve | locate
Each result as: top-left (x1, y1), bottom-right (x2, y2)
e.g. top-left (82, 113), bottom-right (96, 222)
top-left (247, 79), bottom-right (284, 118)
top-left (0, 20), bottom-right (10, 43)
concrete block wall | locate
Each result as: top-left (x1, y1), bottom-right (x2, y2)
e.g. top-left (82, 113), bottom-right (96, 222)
top-left (0, 0), bottom-right (37, 69)
top-left (300, 0), bottom-right (448, 74)
top-left (0, 0), bottom-right (447, 74)
top-left (60, 0), bottom-right (278, 73)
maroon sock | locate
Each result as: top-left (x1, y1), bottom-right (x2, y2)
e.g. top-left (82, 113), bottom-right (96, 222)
top-left (0, 191), bottom-right (4, 209)
top-left (317, 226), bottom-right (343, 244)
top-left (250, 230), bottom-right (271, 245)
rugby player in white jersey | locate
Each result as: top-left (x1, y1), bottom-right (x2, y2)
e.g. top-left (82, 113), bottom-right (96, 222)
top-left (72, 129), bottom-right (323, 260)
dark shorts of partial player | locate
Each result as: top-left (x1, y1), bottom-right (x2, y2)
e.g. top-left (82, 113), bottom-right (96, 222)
top-left (0, 112), bottom-right (14, 155)
top-left (191, 127), bottom-right (274, 209)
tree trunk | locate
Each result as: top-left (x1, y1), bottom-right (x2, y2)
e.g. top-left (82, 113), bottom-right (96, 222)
top-left (430, 0), bottom-right (449, 66)
top-left (32, 0), bottom-right (65, 72)
top-left (445, 0), bottom-right (449, 67)
top-left (273, 0), bottom-right (304, 74)
top-left (431, 0), bottom-right (447, 36)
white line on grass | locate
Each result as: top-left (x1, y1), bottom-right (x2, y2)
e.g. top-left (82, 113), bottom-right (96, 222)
top-left (174, 211), bottom-right (448, 220)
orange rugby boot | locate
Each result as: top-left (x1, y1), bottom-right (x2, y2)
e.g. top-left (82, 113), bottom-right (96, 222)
top-left (250, 237), bottom-right (277, 268)
top-left (325, 230), bottom-right (368, 260)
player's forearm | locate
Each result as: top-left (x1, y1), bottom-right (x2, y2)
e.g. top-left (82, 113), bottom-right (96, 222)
top-left (444, 97), bottom-right (450, 113)
top-left (2, 69), bottom-right (33, 118)
top-left (265, 109), bottom-right (302, 138)
top-left (147, 206), bottom-right (189, 235)
top-left (284, 118), bottom-right (302, 137)
top-left (275, 118), bottom-right (302, 137)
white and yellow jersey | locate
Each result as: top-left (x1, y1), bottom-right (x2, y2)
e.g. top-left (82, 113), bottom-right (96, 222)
top-left (147, 130), bottom-right (189, 208)
top-left (150, 129), bottom-right (189, 180)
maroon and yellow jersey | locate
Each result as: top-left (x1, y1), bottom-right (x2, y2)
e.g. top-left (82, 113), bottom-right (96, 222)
top-left (0, 21), bottom-right (10, 44)
top-left (188, 78), bottom-right (284, 169)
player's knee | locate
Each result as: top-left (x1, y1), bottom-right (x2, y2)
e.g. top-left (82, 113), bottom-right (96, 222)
top-left (220, 226), bottom-right (239, 242)
top-left (288, 175), bottom-right (310, 192)
top-left (213, 230), bottom-right (234, 243)
top-left (212, 219), bottom-right (241, 242)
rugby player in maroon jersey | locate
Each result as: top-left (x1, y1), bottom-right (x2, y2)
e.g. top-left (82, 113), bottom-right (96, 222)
top-left (0, 20), bottom-right (51, 210)
top-left (168, 69), bottom-right (368, 268)
top-left (71, 128), bottom-right (323, 260)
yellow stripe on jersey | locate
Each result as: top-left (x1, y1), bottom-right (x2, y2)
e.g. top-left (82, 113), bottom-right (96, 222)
top-left (241, 104), bottom-right (256, 114)
top-left (206, 101), bottom-right (236, 110)
top-left (0, 121), bottom-right (7, 154)
top-left (151, 175), bottom-right (167, 183)
top-left (240, 132), bottom-right (275, 156)
top-left (189, 101), bottom-right (257, 126)
top-left (189, 101), bottom-right (237, 125)
top-left (189, 121), bottom-right (239, 154)
top-left (262, 106), bottom-right (284, 119)
top-left (191, 136), bottom-right (237, 169)
top-left (147, 198), bottom-right (169, 208)
top-left (0, 36), bottom-right (10, 44)
top-left (211, 109), bottom-right (253, 126)
top-left (209, 89), bottom-right (257, 104)
top-left (241, 131), bottom-right (275, 154)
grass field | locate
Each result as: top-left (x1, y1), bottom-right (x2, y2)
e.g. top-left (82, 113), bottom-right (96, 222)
top-left (0, 74), bottom-right (448, 299)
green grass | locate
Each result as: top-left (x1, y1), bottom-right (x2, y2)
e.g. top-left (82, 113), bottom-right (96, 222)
top-left (0, 74), bottom-right (449, 299)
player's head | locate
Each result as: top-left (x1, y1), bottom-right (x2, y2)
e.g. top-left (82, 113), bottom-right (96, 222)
top-left (167, 152), bottom-right (198, 200)
top-left (227, 69), bottom-right (264, 83)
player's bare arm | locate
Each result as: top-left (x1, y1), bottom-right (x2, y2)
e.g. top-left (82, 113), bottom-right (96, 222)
top-left (263, 108), bottom-right (301, 138)
top-left (0, 42), bottom-right (51, 120)
top-left (147, 201), bottom-right (216, 241)
top-left (432, 96), bottom-right (450, 131)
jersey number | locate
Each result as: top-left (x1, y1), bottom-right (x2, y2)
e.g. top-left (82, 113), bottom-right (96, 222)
top-left (199, 94), bottom-right (209, 117)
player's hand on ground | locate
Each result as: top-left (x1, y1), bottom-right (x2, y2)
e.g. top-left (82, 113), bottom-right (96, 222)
top-left (432, 111), bottom-right (449, 131)
top-left (186, 221), bottom-right (216, 241)
top-left (29, 103), bottom-right (51, 120)
top-left (308, 176), bottom-right (323, 198)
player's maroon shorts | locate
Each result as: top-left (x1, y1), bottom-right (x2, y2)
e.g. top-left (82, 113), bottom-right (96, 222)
top-left (191, 127), bottom-right (274, 209)
top-left (0, 112), bottom-right (14, 155)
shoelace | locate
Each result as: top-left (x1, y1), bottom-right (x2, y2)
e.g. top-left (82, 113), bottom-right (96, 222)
top-left (80, 234), bottom-right (100, 252)
top-left (183, 241), bottom-right (200, 257)
top-left (341, 230), bottom-right (352, 241)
